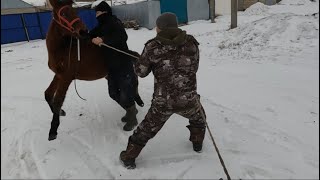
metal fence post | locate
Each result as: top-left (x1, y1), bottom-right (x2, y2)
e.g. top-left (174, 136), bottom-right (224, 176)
top-left (231, 0), bottom-right (238, 29)
top-left (20, 14), bottom-right (30, 42)
top-left (209, 0), bottom-right (215, 23)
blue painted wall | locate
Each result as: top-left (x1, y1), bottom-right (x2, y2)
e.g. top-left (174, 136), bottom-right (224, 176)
top-left (1, 14), bottom-right (26, 44)
top-left (160, 0), bottom-right (188, 23)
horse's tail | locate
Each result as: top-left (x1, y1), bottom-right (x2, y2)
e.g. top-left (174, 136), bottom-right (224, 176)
top-left (127, 49), bottom-right (144, 107)
top-left (133, 72), bottom-right (144, 107)
top-left (135, 94), bottom-right (144, 107)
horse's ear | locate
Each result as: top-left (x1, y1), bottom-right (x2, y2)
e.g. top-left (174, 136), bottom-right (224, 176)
top-left (49, 0), bottom-right (72, 8)
top-left (58, 0), bottom-right (74, 4)
top-left (59, 0), bottom-right (74, 5)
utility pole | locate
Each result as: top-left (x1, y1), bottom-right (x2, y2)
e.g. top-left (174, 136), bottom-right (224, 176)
top-left (209, 0), bottom-right (215, 23)
top-left (231, 0), bottom-right (237, 29)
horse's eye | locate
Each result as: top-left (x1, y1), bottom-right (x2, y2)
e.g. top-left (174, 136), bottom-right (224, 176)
top-left (61, 13), bottom-right (67, 17)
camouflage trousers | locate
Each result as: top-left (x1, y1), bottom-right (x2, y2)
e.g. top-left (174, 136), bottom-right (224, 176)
top-left (130, 96), bottom-right (206, 146)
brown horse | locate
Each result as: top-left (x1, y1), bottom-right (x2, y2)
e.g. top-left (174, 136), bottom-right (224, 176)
top-left (45, 0), bottom-right (143, 141)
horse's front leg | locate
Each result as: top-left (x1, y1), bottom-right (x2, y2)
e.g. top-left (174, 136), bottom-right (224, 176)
top-left (45, 75), bottom-right (66, 116)
top-left (48, 77), bottom-right (72, 141)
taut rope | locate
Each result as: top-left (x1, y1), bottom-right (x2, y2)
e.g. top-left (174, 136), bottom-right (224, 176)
top-left (99, 43), bottom-right (139, 59)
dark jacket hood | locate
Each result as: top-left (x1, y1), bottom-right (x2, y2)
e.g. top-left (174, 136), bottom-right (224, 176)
top-left (95, 1), bottom-right (112, 15)
top-left (155, 28), bottom-right (187, 46)
top-left (96, 13), bottom-right (113, 25)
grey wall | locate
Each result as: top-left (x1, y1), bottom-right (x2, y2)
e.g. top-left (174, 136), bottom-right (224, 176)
top-left (112, 1), bottom-right (160, 30)
top-left (147, 1), bottom-right (161, 29)
top-left (187, 0), bottom-right (209, 22)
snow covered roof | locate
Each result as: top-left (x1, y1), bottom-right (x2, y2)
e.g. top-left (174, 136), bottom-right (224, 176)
top-left (1, 0), bottom-right (35, 9)
top-left (1, 0), bottom-right (39, 15)
top-left (22, 0), bottom-right (46, 7)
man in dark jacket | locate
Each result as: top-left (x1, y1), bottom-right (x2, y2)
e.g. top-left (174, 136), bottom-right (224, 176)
top-left (90, 1), bottom-right (138, 131)
top-left (119, 13), bottom-right (207, 169)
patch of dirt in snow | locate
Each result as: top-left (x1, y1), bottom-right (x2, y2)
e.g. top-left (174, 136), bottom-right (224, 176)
top-left (244, 2), bottom-right (270, 16)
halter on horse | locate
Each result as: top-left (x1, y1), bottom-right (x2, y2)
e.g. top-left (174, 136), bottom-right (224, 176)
top-left (45, 0), bottom-right (143, 141)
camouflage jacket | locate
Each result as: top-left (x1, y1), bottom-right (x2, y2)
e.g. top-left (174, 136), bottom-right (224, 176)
top-left (135, 29), bottom-right (200, 110)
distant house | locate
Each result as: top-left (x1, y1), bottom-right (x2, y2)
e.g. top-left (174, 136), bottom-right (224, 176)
top-left (215, 0), bottom-right (281, 15)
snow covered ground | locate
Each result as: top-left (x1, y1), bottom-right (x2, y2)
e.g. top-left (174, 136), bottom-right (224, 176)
top-left (1, 0), bottom-right (319, 179)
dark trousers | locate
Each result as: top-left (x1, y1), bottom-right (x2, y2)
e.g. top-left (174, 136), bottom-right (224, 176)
top-left (108, 71), bottom-right (136, 109)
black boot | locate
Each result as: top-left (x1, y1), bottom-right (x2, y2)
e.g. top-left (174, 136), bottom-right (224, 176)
top-left (123, 105), bottom-right (138, 131)
top-left (120, 138), bottom-right (144, 169)
top-left (121, 105), bottom-right (138, 122)
top-left (186, 125), bottom-right (206, 153)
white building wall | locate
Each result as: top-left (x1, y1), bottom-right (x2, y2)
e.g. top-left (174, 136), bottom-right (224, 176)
top-left (216, 0), bottom-right (231, 15)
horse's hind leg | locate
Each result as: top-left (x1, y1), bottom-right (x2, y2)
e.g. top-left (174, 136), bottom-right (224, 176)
top-left (45, 75), bottom-right (66, 116)
top-left (48, 78), bottom-right (72, 141)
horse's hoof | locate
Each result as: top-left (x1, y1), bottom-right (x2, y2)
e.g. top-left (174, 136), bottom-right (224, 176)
top-left (48, 134), bottom-right (57, 141)
top-left (60, 109), bottom-right (66, 116)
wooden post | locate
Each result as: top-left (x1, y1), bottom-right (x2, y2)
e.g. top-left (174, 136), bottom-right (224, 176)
top-left (209, 0), bottom-right (215, 23)
top-left (20, 14), bottom-right (30, 42)
top-left (231, 0), bottom-right (238, 29)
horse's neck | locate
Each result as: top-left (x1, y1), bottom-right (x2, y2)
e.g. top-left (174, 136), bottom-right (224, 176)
top-left (47, 24), bottom-right (74, 51)
top-left (47, 22), bottom-right (93, 53)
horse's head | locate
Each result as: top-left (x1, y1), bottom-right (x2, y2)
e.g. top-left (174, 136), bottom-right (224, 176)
top-left (50, 0), bottom-right (88, 38)
top-left (49, 0), bottom-right (74, 7)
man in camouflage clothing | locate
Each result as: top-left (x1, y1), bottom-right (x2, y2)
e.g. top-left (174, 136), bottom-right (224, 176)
top-left (119, 12), bottom-right (207, 169)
